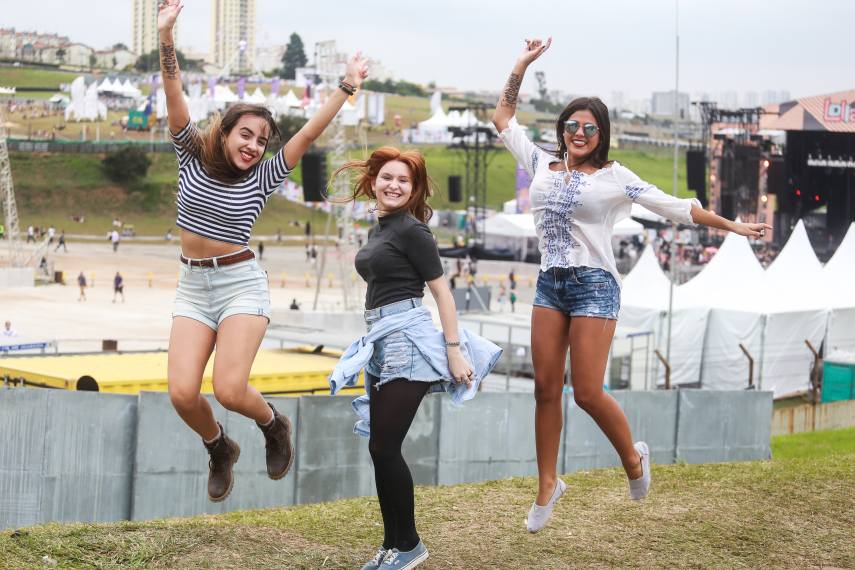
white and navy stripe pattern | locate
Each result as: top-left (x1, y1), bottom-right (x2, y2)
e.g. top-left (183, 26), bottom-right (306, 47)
top-left (171, 120), bottom-right (293, 246)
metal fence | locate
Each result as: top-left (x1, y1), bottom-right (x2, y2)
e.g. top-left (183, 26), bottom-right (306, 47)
top-left (0, 387), bottom-right (773, 530)
top-left (7, 140), bottom-right (174, 154)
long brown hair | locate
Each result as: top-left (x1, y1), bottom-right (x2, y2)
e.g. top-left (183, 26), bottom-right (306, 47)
top-left (328, 146), bottom-right (437, 224)
top-left (548, 97), bottom-right (613, 169)
top-left (178, 103), bottom-right (281, 185)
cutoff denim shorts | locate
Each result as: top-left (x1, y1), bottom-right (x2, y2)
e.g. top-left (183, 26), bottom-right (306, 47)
top-left (172, 251), bottom-right (270, 331)
top-left (533, 266), bottom-right (621, 320)
top-left (364, 298), bottom-right (449, 386)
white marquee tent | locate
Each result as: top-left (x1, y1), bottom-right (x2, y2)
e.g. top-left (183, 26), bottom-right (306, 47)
top-left (823, 222), bottom-right (855, 352)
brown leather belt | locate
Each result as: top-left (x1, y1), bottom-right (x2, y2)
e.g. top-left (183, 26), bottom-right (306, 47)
top-left (180, 249), bottom-right (255, 267)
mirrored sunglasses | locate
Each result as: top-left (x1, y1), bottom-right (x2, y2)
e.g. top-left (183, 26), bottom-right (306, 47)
top-left (564, 120), bottom-right (599, 138)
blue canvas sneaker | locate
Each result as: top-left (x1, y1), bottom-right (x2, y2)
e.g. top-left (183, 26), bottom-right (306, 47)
top-left (382, 540), bottom-right (428, 569)
top-left (361, 547), bottom-right (389, 570)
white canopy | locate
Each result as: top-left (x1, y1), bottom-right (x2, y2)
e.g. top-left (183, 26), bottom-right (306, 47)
top-left (119, 79), bottom-right (142, 98)
top-left (613, 217), bottom-right (645, 236)
top-left (281, 89), bottom-right (301, 108)
top-left (418, 107), bottom-right (449, 130)
top-left (96, 78), bottom-right (115, 93)
top-left (620, 245), bottom-right (710, 387)
top-left (824, 222), bottom-right (855, 351)
top-left (429, 91), bottom-right (442, 114)
top-left (483, 213), bottom-right (537, 238)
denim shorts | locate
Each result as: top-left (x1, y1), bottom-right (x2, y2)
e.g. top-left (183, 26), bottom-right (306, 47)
top-left (172, 253), bottom-right (270, 331)
top-left (364, 298), bottom-right (449, 386)
top-left (533, 266), bottom-right (620, 320)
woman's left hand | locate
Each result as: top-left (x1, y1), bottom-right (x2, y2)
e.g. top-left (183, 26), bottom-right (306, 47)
top-left (732, 222), bottom-right (772, 239)
top-left (343, 51), bottom-right (371, 89)
top-left (448, 348), bottom-right (475, 389)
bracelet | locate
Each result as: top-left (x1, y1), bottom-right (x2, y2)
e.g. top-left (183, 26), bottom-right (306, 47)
top-left (339, 83), bottom-right (354, 96)
top-left (445, 341), bottom-right (460, 347)
top-left (340, 81), bottom-right (355, 90)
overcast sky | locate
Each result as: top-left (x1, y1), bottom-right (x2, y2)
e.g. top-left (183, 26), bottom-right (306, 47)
top-left (3, 0), bottom-right (851, 101)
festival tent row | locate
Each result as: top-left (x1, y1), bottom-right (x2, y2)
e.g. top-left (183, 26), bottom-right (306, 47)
top-left (619, 220), bottom-right (855, 397)
top-left (96, 78), bottom-right (142, 98)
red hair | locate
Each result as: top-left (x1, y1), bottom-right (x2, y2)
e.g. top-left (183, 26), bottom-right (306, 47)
top-left (328, 146), bottom-right (437, 223)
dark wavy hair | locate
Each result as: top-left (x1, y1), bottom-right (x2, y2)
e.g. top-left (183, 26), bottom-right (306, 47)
top-left (549, 97), bottom-right (612, 169)
top-left (177, 103), bottom-right (282, 185)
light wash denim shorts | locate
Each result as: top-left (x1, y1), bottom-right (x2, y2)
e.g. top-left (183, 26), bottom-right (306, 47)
top-left (533, 266), bottom-right (620, 320)
top-left (172, 253), bottom-right (270, 331)
top-left (364, 298), bottom-right (449, 386)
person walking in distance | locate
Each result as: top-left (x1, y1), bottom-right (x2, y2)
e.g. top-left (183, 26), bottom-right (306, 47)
top-left (258, 240), bottom-right (264, 261)
top-left (492, 37), bottom-right (772, 533)
top-left (48, 226), bottom-right (55, 245)
top-left (111, 229), bottom-right (120, 252)
top-left (157, 1), bottom-right (371, 503)
top-left (77, 271), bottom-right (87, 301)
top-left (327, 147), bottom-right (501, 570)
top-left (55, 230), bottom-right (67, 252)
top-left (509, 289), bottom-right (516, 313)
top-left (113, 272), bottom-right (125, 303)
top-left (27, 225), bottom-right (35, 243)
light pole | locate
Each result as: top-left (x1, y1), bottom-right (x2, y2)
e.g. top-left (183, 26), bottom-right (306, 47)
top-left (666, 0), bottom-right (680, 368)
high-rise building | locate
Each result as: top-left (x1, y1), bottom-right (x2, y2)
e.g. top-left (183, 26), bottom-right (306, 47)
top-left (210, 0), bottom-right (257, 74)
top-left (651, 90), bottom-right (690, 119)
top-left (131, 0), bottom-right (178, 59)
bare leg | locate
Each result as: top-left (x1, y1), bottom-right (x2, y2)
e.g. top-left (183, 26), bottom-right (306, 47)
top-left (211, 314), bottom-right (272, 424)
top-left (167, 316), bottom-right (219, 441)
top-left (568, 317), bottom-right (642, 480)
top-left (531, 307), bottom-right (571, 506)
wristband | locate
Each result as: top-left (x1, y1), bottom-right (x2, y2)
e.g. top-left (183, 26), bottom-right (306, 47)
top-left (445, 341), bottom-right (460, 347)
top-left (339, 83), bottom-right (354, 96)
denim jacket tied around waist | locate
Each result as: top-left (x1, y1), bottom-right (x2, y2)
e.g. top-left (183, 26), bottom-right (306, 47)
top-left (327, 306), bottom-right (502, 438)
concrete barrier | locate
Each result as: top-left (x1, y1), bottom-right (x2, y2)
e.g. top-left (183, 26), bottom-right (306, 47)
top-left (0, 268), bottom-right (35, 288)
top-left (0, 387), bottom-right (774, 529)
top-left (0, 388), bottom-right (137, 529)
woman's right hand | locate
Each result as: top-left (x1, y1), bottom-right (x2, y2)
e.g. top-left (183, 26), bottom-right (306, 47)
top-left (157, 2), bottom-right (183, 35)
top-left (516, 37), bottom-right (552, 67)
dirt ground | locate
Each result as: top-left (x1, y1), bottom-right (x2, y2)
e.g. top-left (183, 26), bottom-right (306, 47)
top-left (2, 239), bottom-right (538, 353)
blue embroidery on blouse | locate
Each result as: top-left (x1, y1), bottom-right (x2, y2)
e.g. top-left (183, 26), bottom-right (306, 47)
top-left (541, 170), bottom-right (585, 268)
top-left (531, 151), bottom-right (539, 172)
top-left (625, 185), bottom-right (650, 202)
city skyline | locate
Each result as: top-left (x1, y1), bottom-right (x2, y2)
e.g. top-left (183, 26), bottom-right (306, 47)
top-left (3, 0), bottom-right (850, 103)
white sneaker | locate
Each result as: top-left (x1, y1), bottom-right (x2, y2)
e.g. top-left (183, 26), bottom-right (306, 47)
top-left (628, 441), bottom-right (651, 500)
top-left (526, 477), bottom-right (566, 533)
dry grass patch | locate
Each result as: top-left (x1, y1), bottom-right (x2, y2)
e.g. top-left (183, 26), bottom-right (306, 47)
top-left (1, 456), bottom-right (853, 569)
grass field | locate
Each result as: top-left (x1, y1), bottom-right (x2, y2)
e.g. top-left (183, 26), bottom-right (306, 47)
top-left (1, 450), bottom-right (852, 570)
top-left (0, 67), bottom-right (77, 90)
top-left (9, 143), bottom-right (695, 237)
top-left (771, 426), bottom-right (855, 459)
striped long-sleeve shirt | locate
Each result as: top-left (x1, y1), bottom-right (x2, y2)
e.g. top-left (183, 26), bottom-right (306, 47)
top-left (171, 120), bottom-right (293, 246)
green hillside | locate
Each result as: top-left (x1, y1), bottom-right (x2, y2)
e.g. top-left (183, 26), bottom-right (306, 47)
top-left (8, 145), bottom-right (696, 236)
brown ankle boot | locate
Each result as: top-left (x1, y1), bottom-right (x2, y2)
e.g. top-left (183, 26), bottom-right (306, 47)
top-left (256, 403), bottom-right (294, 480)
top-left (203, 423), bottom-right (241, 502)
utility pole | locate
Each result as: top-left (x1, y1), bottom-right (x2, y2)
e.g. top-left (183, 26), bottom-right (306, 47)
top-left (312, 40), bottom-right (359, 311)
top-left (666, 0), bottom-right (680, 366)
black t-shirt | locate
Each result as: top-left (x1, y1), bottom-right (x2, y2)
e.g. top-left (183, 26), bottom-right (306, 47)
top-left (354, 211), bottom-right (444, 310)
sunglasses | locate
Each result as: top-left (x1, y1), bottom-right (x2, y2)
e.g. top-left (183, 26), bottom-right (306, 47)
top-left (564, 120), bottom-right (599, 138)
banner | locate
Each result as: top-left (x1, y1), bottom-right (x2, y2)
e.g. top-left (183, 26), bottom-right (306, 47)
top-left (208, 76), bottom-right (217, 98)
top-left (236, 76), bottom-right (246, 99)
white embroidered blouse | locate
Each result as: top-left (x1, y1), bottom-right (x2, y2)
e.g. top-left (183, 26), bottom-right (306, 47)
top-left (499, 116), bottom-right (700, 287)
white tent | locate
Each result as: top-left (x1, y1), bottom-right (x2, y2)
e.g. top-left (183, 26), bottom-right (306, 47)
top-left (96, 78), bottom-right (115, 93)
top-left (119, 79), bottom-right (142, 98)
top-left (823, 222), bottom-right (855, 351)
top-left (418, 108), bottom-right (449, 133)
top-left (245, 87), bottom-right (266, 104)
top-left (482, 213), bottom-right (537, 260)
top-left (338, 100), bottom-right (358, 126)
top-left (281, 89), bottom-right (301, 108)
top-left (620, 245), bottom-right (710, 387)
top-left (613, 217), bottom-right (645, 236)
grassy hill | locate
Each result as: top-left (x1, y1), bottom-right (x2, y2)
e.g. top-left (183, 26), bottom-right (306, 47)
top-left (9, 145), bottom-right (696, 236)
top-left (0, 451), bottom-right (852, 569)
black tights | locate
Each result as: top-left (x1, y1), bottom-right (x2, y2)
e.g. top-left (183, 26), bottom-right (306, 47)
top-left (367, 373), bottom-right (430, 553)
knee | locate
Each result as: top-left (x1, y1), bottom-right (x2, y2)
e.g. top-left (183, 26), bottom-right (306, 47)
top-left (533, 381), bottom-right (563, 407)
top-left (368, 438), bottom-right (398, 464)
top-left (213, 384), bottom-right (244, 412)
top-left (169, 385), bottom-right (200, 414)
top-left (573, 386), bottom-right (604, 413)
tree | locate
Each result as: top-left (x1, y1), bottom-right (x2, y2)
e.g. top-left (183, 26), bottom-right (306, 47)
top-left (280, 33), bottom-right (307, 80)
top-left (112, 43), bottom-right (129, 50)
top-left (135, 48), bottom-right (190, 73)
top-left (267, 115), bottom-right (308, 155)
top-left (534, 71), bottom-right (548, 101)
top-left (89, 53), bottom-right (97, 68)
top-left (55, 48), bottom-right (66, 63)
top-left (102, 146), bottom-right (152, 184)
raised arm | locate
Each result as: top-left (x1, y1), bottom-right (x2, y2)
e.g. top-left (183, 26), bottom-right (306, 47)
top-left (157, 2), bottom-right (189, 134)
top-left (281, 52), bottom-right (370, 168)
top-left (690, 205), bottom-right (772, 239)
top-left (492, 37), bottom-right (551, 132)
